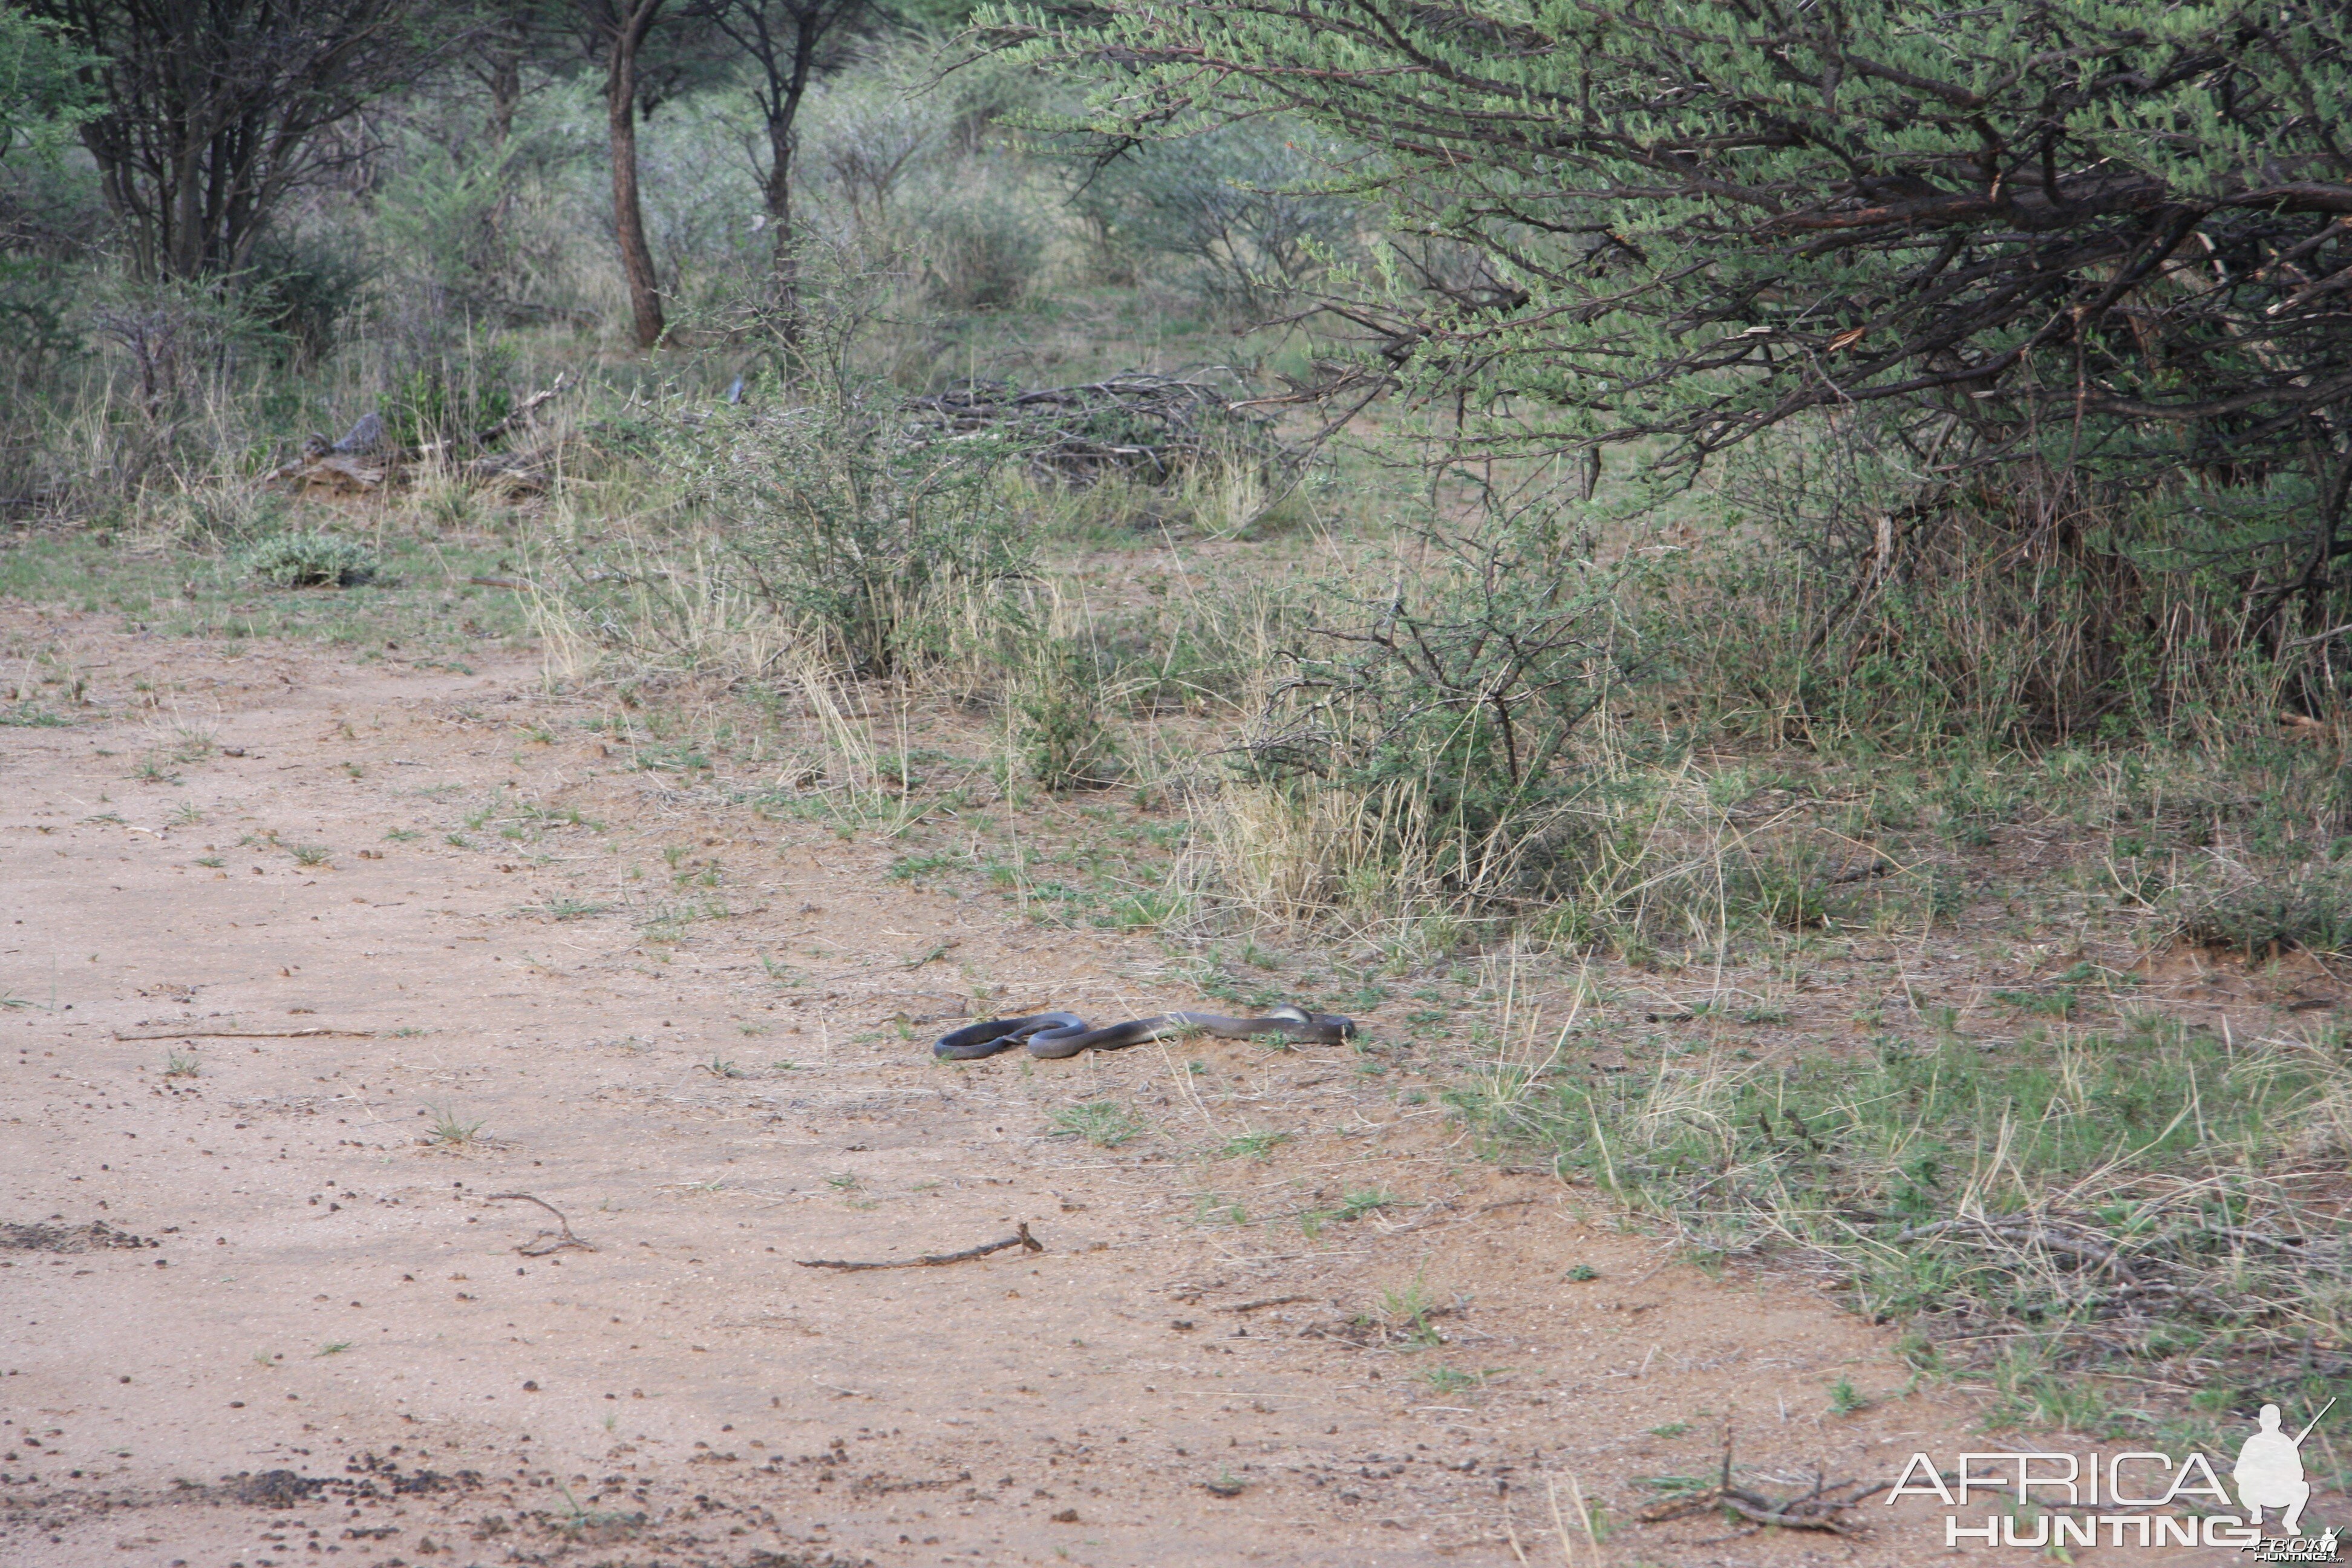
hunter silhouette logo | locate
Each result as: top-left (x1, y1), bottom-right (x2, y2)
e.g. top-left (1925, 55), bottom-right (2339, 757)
top-left (2234, 1401), bottom-right (2328, 1536)
top-left (2239, 1401), bottom-right (2314, 1542)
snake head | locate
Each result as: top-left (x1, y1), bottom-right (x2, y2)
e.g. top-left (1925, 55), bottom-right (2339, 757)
top-left (1268, 1004), bottom-right (1357, 1037)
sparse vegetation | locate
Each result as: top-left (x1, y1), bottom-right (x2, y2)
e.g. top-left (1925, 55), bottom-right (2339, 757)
top-left (1049, 1100), bottom-right (1146, 1148)
top-left (1370, 1273), bottom-right (1445, 1350)
top-left (1453, 1014), bottom-right (2352, 1434)
top-left (1215, 1129), bottom-right (1289, 1160)
top-left (7, 0), bottom-right (2352, 1500)
top-left (422, 1105), bottom-right (485, 1147)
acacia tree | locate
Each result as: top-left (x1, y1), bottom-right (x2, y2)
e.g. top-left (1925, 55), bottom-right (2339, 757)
top-left (699, 0), bottom-right (875, 309)
top-left (26, 0), bottom-right (443, 280)
top-left (987, 0), bottom-right (2352, 594)
top-left (573, 0), bottom-right (675, 348)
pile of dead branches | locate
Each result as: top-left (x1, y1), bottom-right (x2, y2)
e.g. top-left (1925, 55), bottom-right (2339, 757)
top-left (1636, 1424), bottom-right (1885, 1540)
top-left (902, 372), bottom-right (1292, 485)
top-left (268, 377), bottom-right (571, 498)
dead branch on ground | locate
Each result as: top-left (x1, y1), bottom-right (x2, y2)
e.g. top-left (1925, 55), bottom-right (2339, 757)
top-left (486, 1192), bottom-right (598, 1256)
top-left (797, 1222), bottom-right (1043, 1271)
top-left (904, 374), bottom-right (1293, 486)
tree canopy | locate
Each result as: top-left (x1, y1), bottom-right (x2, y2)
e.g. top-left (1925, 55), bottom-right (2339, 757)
top-left (24, 0), bottom-right (449, 279)
top-left (986, 0), bottom-right (2352, 511)
top-left (0, 7), bottom-right (95, 169)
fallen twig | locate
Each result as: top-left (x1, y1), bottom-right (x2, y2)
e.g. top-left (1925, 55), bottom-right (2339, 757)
top-left (472, 373), bottom-right (567, 447)
top-left (113, 1026), bottom-right (376, 1040)
top-left (1639, 1425), bottom-right (1882, 1535)
top-left (1639, 1481), bottom-right (1884, 1535)
top-left (797, 1222), bottom-right (1042, 1272)
top-left (485, 1192), bottom-right (597, 1256)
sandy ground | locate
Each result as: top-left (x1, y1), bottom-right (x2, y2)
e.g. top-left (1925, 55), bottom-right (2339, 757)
top-left (0, 603), bottom-right (2295, 1566)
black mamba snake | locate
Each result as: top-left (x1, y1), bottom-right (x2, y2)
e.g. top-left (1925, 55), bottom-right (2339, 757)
top-left (932, 1004), bottom-right (1357, 1060)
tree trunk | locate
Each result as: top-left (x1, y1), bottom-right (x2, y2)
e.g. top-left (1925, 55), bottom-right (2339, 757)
top-left (168, 126), bottom-right (206, 279)
top-left (765, 115), bottom-right (794, 312)
top-left (604, 1), bottom-right (666, 350)
top-left (485, 50), bottom-right (521, 150)
top-left (762, 6), bottom-right (823, 318)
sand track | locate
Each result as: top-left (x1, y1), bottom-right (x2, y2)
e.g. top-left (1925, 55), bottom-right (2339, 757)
top-left (0, 608), bottom-right (2193, 1565)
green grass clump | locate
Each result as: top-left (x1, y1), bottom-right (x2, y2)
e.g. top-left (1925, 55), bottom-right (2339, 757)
top-left (540, 898), bottom-right (606, 921)
top-left (1050, 1100), bottom-right (1146, 1147)
top-left (1216, 1129), bottom-right (1290, 1159)
top-left (235, 532), bottom-right (379, 589)
top-left (421, 1104), bottom-right (485, 1146)
top-left (0, 701), bottom-right (68, 727)
top-left (1016, 641), bottom-right (1123, 791)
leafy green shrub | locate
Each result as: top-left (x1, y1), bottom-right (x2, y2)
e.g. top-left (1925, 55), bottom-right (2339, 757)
top-left (1016, 639), bottom-right (1122, 789)
top-left (236, 532), bottom-right (378, 589)
top-left (240, 232), bottom-right (370, 369)
top-left (659, 379), bottom-right (1026, 677)
top-left (921, 187), bottom-right (1044, 312)
top-left (385, 344), bottom-right (515, 450)
top-left (378, 139), bottom-right (534, 310)
top-left (1239, 502), bottom-right (1636, 899)
top-left (1662, 413), bottom-right (2307, 749)
top-left (1010, 0), bottom-right (2352, 512)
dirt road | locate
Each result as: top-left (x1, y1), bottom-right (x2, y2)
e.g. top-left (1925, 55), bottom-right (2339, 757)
top-left (0, 604), bottom-right (2193, 1565)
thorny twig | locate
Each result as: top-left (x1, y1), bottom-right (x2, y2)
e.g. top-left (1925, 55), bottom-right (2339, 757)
top-left (486, 1192), bottom-right (598, 1256)
top-left (1638, 1422), bottom-right (1885, 1536)
top-left (1640, 1474), bottom-right (1886, 1535)
top-left (797, 1221), bottom-right (1044, 1272)
top-left (113, 1026), bottom-right (377, 1040)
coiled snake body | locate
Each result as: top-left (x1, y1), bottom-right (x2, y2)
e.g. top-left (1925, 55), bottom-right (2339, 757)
top-left (933, 1004), bottom-right (1356, 1060)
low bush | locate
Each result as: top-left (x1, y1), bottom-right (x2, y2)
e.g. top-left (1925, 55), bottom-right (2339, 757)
top-left (1066, 119), bottom-right (1359, 314)
top-left (1236, 500), bottom-right (1639, 904)
top-left (554, 357), bottom-right (1028, 683)
top-left (2169, 858), bottom-right (2352, 957)
top-left (384, 342), bottom-right (516, 451)
top-left (1015, 638), bottom-right (1123, 789)
top-left (236, 531), bottom-right (379, 589)
top-left (921, 187), bottom-right (1044, 313)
